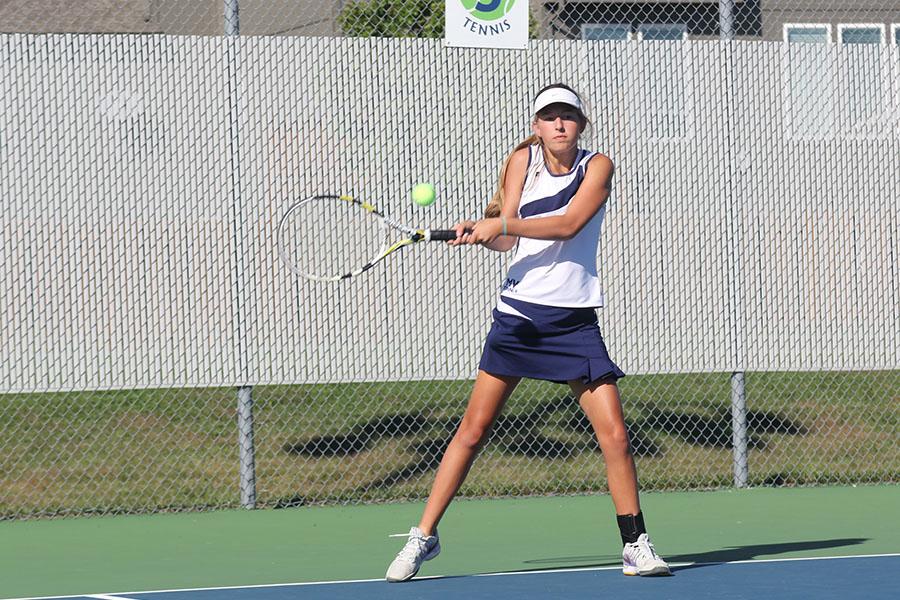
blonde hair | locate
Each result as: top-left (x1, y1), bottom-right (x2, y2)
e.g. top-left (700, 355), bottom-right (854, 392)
top-left (484, 135), bottom-right (540, 218)
top-left (484, 84), bottom-right (590, 219)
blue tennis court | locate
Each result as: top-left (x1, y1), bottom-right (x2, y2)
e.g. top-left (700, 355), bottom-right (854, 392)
top-left (15, 555), bottom-right (899, 600)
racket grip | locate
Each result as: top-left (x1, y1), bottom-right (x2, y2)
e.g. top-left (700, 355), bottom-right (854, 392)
top-left (428, 229), bottom-right (459, 241)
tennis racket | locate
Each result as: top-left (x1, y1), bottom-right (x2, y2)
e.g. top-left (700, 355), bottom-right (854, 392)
top-left (276, 194), bottom-right (458, 281)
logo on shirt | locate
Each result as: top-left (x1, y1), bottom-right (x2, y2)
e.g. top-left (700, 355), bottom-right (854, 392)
top-left (500, 277), bottom-right (519, 293)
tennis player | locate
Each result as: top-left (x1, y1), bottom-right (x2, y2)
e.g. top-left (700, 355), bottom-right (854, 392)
top-left (386, 84), bottom-right (670, 582)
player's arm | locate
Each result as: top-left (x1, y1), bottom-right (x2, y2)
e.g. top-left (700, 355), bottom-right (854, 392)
top-left (469, 154), bottom-right (613, 243)
top-left (449, 147), bottom-right (528, 251)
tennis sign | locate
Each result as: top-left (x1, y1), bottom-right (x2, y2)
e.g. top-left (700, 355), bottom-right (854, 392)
top-left (444, 0), bottom-right (528, 49)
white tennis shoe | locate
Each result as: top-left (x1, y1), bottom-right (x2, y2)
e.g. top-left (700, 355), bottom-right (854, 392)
top-left (385, 526), bottom-right (441, 582)
top-left (622, 533), bottom-right (671, 576)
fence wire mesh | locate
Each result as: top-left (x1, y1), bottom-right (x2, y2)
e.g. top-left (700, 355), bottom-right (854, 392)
top-left (1, 1), bottom-right (899, 520)
top-left (2, 1), bottom-right (900, 41)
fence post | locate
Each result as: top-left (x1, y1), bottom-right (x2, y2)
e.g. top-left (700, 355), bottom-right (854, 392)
top-left (731, 372), bottom-right (749, 487)
top-left (237, 385), bottom-right (256, 508)
top-left (225, 0), bottom-right (239, 36)
top-left (720, 0), bottom-right (747, 489)
top-left (225, 0), bottom-right (256, 509)
top-left (719, 0), bottom-right (735, 40)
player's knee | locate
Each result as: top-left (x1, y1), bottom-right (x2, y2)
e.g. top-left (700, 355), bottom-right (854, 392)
top-left (454, 421), bottom-right (491, 450)
top-left (602, 425), bottom-right (632, 457)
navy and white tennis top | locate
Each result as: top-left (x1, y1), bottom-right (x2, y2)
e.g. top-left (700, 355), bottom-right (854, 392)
top-left (498, 144), bottom-right (607, 311)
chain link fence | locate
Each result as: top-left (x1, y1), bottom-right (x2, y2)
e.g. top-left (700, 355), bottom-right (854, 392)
top-left (1, 1), bottom-right (898, 519)
top-left (2, 1), bottom-right (900, 41)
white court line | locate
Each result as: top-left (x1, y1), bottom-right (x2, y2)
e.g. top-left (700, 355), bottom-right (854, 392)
top-left (3, 552), bottom-right (898, 600)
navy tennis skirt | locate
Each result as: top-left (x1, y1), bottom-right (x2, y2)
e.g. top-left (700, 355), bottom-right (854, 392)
top-left (478, 296), bottom-right (625, 385)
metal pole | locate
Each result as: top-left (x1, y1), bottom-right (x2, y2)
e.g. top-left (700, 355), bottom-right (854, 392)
top-left (731, 372), bottom-right (749, 488)
top-left (225, 0), bottom-right (256, 509)
top-left (719, 0), bottom-right (735, 40)
top-left (237, 385), bottom-right (256, 508)
top-left (720, 0), bottom-right (745, 488)
top-left (225, 0), bottom-right (239, 36)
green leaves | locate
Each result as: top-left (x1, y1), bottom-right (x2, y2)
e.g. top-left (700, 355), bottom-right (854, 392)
top-left (338, 0), bottom-right (445, 38)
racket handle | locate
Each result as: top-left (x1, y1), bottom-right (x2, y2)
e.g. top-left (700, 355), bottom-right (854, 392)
top-left (428, 229), bottom-right (459, 241)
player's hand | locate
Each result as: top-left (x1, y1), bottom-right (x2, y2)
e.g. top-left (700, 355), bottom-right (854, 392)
top-left (448, 220), bottom-right (476, 246)
top-left (469, 218), bottom-right (503, 245)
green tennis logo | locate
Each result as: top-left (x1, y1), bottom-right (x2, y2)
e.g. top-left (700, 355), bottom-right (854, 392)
top-left (459, 0), bottom-right (517, 22)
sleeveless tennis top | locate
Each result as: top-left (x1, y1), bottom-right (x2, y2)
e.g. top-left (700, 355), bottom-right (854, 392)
top-left (498, 144), bottom-right (607, 310)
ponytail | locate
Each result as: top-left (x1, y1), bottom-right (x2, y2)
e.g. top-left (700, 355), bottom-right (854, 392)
top-left (484, 135), bottom-right (540, 218)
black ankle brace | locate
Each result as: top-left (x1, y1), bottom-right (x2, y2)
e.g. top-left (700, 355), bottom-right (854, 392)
top-left (616, 511), bottom-right (646, 545)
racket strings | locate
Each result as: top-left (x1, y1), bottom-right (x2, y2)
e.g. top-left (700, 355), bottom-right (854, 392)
top-left (278, 196), bottom-right (391, 280)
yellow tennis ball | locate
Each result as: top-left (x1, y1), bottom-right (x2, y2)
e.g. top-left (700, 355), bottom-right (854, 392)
top-left (411, 183), bottom-right (436, 207)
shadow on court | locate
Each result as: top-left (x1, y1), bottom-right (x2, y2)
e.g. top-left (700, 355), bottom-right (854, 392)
top-left (516, 538), bottom-right (869, 574)
top-left (667, 538), bottom-right (869, 572)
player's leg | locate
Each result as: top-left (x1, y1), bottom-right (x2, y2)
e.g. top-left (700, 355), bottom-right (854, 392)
top-left (386, 370), bottom-right (519, 582)
top-left (420, 369), bottom-right (520, 532)
top-left (570, 378), bottom-right (639, 513)
top-left (570, 378), bottom-right (670, 576)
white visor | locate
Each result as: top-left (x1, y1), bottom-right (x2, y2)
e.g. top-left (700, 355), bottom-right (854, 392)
top-left (532, 87), bottom-right (583, 115)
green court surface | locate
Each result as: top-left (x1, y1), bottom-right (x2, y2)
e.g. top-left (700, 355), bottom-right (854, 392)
top-left (2, 485), bottom-right (898, 599)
